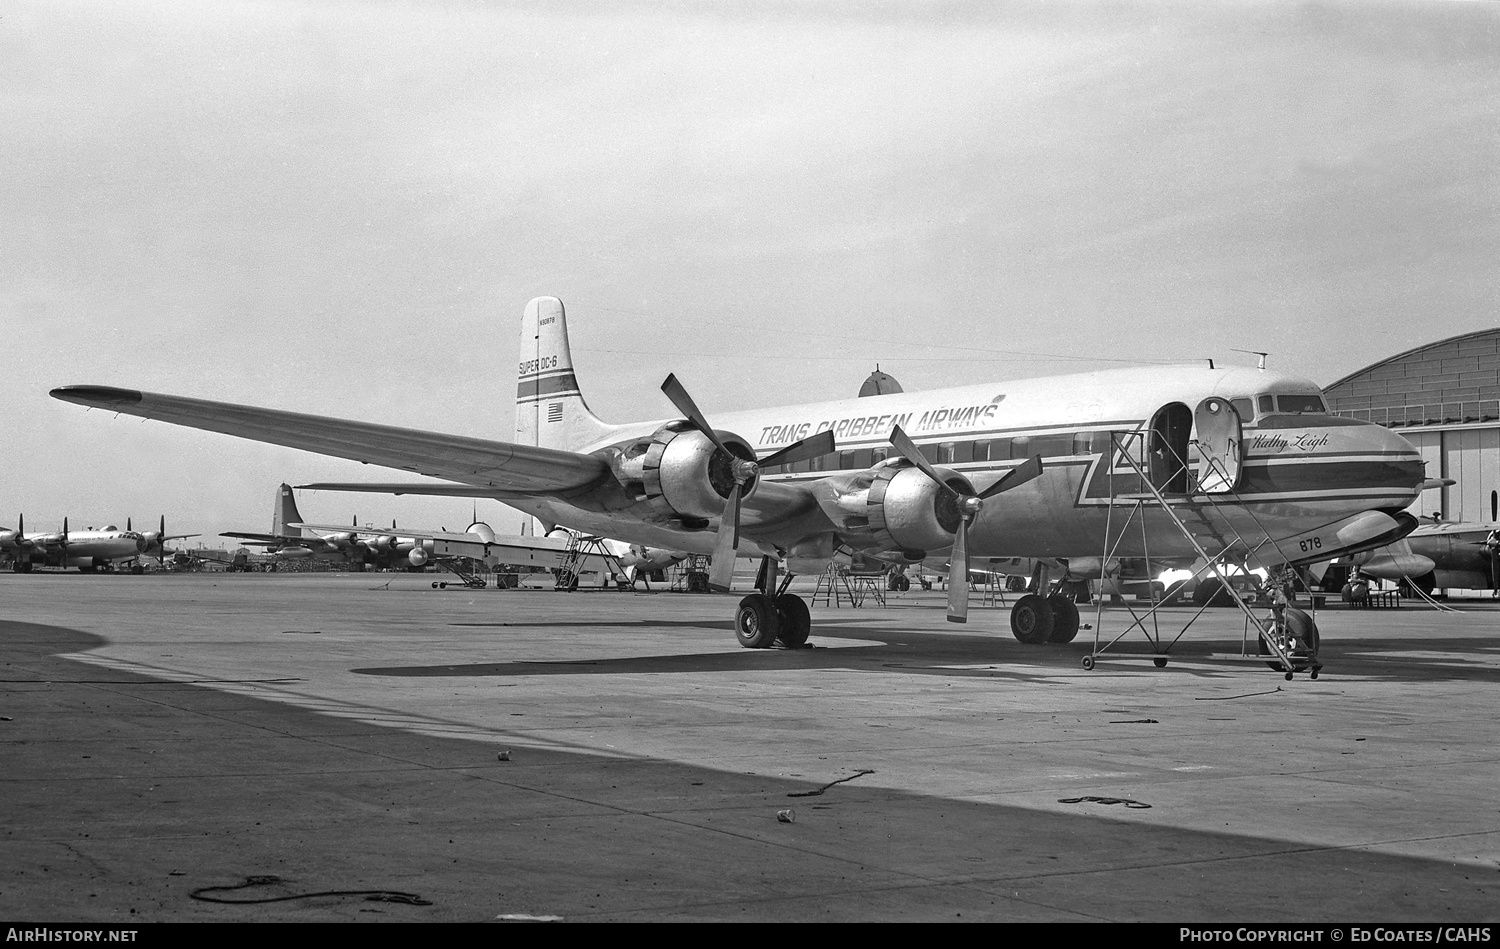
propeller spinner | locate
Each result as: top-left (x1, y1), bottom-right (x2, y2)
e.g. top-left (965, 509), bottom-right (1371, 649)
top-left (886, 425), bottom-right (1042, 623)
top-left (660, 374), bottom-right (835, 592)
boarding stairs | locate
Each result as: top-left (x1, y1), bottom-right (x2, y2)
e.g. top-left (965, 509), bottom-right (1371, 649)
top-left (436, 558), bottom-right (488, 589)
top-left (811, 562), bottom-right (885, 608)
top-left (1086, 429), bottom-right (1321, 678)
top-left (555, 533), bottom-right (636, 591)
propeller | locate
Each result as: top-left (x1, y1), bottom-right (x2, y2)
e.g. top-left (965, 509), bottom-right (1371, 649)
top-left (660, 374), bottom-right (836, 592)
top-left (887, 424), bottom-right (1042, 623)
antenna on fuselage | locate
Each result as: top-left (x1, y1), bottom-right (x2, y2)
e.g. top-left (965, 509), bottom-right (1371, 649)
top-left (1232, 349), bottom-right (1270, 370)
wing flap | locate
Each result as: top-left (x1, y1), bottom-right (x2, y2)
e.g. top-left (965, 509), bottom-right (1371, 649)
top-left (51, 386), bottom-right (609, 493)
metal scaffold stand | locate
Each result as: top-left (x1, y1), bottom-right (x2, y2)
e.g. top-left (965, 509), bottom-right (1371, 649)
top-left (1086, 427), bottom-right (1322, 679)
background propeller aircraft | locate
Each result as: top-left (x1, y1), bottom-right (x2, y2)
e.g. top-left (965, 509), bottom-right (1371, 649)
top-left (1346, 519), bottom-right (1500, 596)
top-left (0, 514), bottom-right (194, 573)
top-left (227, 482), bottom-right (680, 581)
top-left (53, 296), bottom-right (1426, 648)
top-left (225, 483), bottom-right (516, 572)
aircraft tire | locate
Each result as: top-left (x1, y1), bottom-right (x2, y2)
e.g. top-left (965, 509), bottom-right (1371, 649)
top-left (1192, 577), bottom-right (1225, 607)
top-left (735, 594), bottom-right (780, 649)
top-left (1045, 595), bottom-right (1080, 643)
top-left (774, 594), bottom-right (811, 647)
top-left (1010, 593), bottom-right (1054, 644)
top-left (1285, 606), bottom-right (1319, 656)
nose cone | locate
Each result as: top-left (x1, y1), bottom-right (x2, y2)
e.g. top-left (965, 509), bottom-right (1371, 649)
top-left (1363, 422), bottom-right (1425, 510)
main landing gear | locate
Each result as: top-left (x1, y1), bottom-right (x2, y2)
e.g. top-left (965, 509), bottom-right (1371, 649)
top-left (734, 556), bottom-right (811, 649)
top-left (1008, 593), bottom-right (1082, 645)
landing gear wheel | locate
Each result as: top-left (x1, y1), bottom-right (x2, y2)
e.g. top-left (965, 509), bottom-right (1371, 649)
top-left (1010, 593), bottom-right (1054, 644)
top-left (774, 594), bottom-right (811, 647)
top-left (1081, 655), bottom-right (1096, 671)
top-left (735, 594), bottom-right (781, 649)
top-left (1045, 595), bottom-right (1080, 643)
top-left (1260, 607), bottom-right (1320, 673)
top-left (1193, 577), bottom-right (1226, 607)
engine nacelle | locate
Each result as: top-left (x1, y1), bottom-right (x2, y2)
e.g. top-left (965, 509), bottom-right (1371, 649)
top-left (608, 421), bottom-right (757, 523)
top-left (819, 461), bottom-right (970, 556)
top-left (407, 547), bottom-right (429, 568)
top-left (365, 534), bottom-right (397, 552)
top-left (323, 532), bottom-right (358, 549)
top-left (466, 521), bottom-right (496, 544)
top-left (276, 546), bottom-right (314, 560)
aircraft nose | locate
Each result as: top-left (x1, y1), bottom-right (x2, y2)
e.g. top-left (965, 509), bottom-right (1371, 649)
top-left (1359, 420), bottom-right (1425, 501)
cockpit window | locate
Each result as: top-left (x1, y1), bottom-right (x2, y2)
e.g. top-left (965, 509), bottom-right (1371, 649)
top-left (1230, 398), bottom-right (1254, 421)
top-left (1276, 394), bottom-right (1327, 414)
top-left (1254, 393), bottom-right (1328, 416)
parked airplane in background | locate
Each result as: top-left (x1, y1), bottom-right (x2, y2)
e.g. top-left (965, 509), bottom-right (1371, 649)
top-left (0, 515), bottom-right (193, 573)
top-left (54, 296), bottom-right (1426, 650)
top-left (1348, 518), bottom-right (1500, 594)
top-left (224, 483), bottom-right (509, 572)
top-left (228, 483), bottom-right (682, 579)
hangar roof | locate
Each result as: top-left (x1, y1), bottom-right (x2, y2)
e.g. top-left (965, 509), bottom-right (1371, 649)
top-left (1324, 328), bottom-right (1500, 427)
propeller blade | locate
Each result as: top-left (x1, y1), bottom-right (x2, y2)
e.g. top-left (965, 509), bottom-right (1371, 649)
top-left (947, 517), bottom-right (970, 623)
top-left (661, 374), bottom-right (731, 456)
top-left (707, 482), bottom-right (743, 593)
top-left (889, 426), bottom-right (962, 503)
top-left (977, 454), bottom-right (1044, 500)
top-left (758, 430), bottom-right (836, 469)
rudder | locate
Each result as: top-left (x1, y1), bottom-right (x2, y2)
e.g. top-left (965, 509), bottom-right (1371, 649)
top-left (271, 483), bottom-right (304, 538)
top-left (515, 297), bottom-right (618, 451)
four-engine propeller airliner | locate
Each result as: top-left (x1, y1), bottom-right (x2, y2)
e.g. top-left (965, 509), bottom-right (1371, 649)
top-left (52, 296), bottom-right (1426, 648)
top-left (1, 515), bottom-right (195, 573)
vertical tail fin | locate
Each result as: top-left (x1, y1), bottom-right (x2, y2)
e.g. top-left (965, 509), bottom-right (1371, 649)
top-left (272, 484), bottom-right (304, 538)
top-left (516, 297), bottom-right (618, 452)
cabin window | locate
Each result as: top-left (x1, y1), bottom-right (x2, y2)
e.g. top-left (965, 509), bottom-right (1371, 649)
top-left (871, 447), bottom-right (889, 464)
top-left (791, 458), bottom-right (810, 473)
top-left (950, 440), bottom-right (975, 463)
top-left (838, 450), bottom-right (858, 470)
top-left (920, 443), bottom-right (941, 463)
top-left (972, 440), bottom-right (992, 462)
top-left (1029, 434), bottom-right (1074, 458)
top-left (1072, 431), bottom-right (1098, 456)
top-left (808, 453), bottom-right (827, 472)
top-left (937, 442), bottom-right (956, 464)
top-left (1231, 398), bottom-right (1254, 421)
top-left (1008, 435), bottom-right (1028, 460)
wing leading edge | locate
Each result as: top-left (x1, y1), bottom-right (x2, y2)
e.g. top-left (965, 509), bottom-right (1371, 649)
top-left (50, 386), bottom-right (609, 495)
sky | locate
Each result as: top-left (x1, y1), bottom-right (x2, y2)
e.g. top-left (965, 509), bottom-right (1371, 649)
top-left (3, 0), bottom-right (1498, 542)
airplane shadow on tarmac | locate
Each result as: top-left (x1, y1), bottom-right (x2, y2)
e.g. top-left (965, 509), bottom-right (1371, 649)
top-left (353, 620), bottom-right (1500, 685)
top-left (4, 618), bottom-right (1498, 922)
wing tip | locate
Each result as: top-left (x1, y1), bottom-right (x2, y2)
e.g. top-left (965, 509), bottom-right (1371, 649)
top-left (51, 385), bottom-right (144, 407)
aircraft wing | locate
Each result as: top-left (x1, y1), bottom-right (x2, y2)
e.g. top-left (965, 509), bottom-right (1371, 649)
top-left (220, 532), bottom-right (301, 546)
top-left (50, 386), bottom-right (610, 495)
top-left (296, 482), bottom-right (518, 498)
top-left (288, 522), bottom-right (618, 570)
top-left (293, 522), bottom-right (571, 550)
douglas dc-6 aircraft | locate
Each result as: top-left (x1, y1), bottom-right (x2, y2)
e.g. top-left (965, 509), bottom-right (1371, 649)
top-left (53, 297), bottom-right (1426, 649)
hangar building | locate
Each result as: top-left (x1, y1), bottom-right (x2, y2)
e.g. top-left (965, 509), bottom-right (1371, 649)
top-left (1323, 328), bottom-right (1500, 525)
